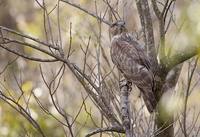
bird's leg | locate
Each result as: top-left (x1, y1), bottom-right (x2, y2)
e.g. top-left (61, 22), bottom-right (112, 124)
top-left (119, 79), bottom-right (132, 92)
top-left (127, 81), bottom-right (132, 92)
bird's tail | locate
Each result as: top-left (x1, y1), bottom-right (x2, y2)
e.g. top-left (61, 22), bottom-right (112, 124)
top-left (139, 88), bottom-right (157, 113)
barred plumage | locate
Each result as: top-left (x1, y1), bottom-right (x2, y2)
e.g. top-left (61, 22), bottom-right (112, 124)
top-left (110, 21), bottom-right (157, 113)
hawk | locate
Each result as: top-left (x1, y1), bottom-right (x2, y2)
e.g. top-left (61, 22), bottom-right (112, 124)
top-left (109, 21), bottom-right (157, 113)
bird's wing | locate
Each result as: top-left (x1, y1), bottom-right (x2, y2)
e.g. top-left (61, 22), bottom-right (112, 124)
top-left (111, 37), bottom-right (150, 72)
top-left (110, 36), bottom-right (157, 113)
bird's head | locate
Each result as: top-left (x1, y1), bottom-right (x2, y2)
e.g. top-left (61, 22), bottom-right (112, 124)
top-left (109, 20), bottom-right (127, 36)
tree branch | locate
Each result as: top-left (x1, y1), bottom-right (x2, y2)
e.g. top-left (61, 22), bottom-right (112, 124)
top-left (151, 0), bottom-right (162, 19)
top-left (85, 126), bottom-right (124, 137)
top-left (166, 45), bottom-right (199, 70)
top-left (136, 0), bottom-right (157, 67)
top-left (0, 91), bottom-right (46, 137)
top-left (0, 44), bottom-right (58, 62)
top-left (151, 0), bottom-right (176, 66)
top-left (119, 79), bottom-right (132, 137)
top-left (0, 26), bottom-right (59, 50)
top-left (60, 0), bottom-right (111, 26)
top-left (183, 57), bottom-right (199, 137)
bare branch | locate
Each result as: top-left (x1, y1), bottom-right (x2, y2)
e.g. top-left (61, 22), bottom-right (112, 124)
top-left (0, 44), bottom-right (58, 62)
top-left (0, 56), bottom-right (18, 75)
top-left (0, 26), bottom-right (59, 50)
top-left (183, 57), bottom-right (199, 137)
top-left (166, 45), bottom-right (199, 70)
top-left (136, 0), bottom-right (157, 67)
top-left (85, 126), bottom-right (124, 137)
top-left (151, 0), bottom-right (162, 18)
top-left (119, 79), bottom-right (132, 137)
top-left (0, 91), bottom-right (46, 137)
top-left (33, 93), bottom-right (70, 127)
top-left (67, 22), bottom-right (73, 59)
top-left (60, 0), bottom-right (111, 26)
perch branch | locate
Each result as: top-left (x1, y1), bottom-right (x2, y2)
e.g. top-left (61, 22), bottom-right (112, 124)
top-left (119, 79), bottom-right (132, 137)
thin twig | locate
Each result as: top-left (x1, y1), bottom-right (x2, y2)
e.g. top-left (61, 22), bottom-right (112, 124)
top-left (0, 26), bottom-right (58, 50)
top-left (60, 0), bottom-right (111, 26)
top-left (85, 126), bottom-right (124, 137)
top-left (0, 91), bottom-right (46, 137)
top-left (183, 57), bottom-right (199, 137)
top-left (0, 44), bottom-right (58, 62)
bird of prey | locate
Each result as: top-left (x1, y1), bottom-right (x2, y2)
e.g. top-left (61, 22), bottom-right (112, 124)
top-left (109, 21), bottom-right (157, 113)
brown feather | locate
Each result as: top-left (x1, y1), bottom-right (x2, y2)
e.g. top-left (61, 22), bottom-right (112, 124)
top-left (110, 32), bottom-right (157, 113)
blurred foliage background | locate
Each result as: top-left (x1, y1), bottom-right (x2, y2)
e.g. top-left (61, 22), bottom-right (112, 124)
top-left (1, 0), bottom-right (200, 137)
